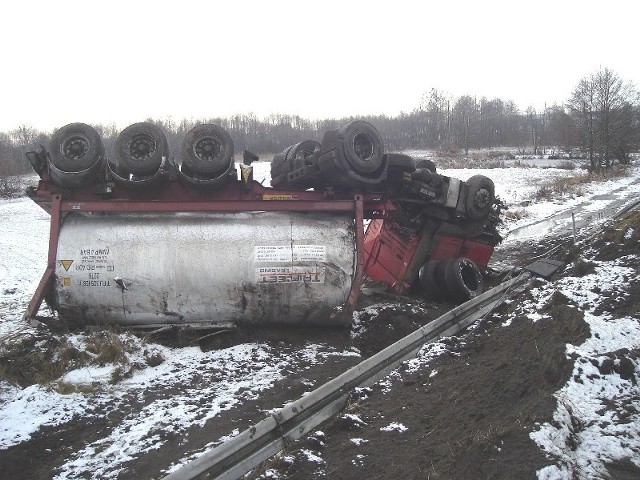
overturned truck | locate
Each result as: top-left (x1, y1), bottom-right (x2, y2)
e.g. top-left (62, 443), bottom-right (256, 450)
top-left (24, 120), bottom-right (502, 328)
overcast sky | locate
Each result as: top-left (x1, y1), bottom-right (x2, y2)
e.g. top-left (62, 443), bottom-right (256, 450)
top-left (1, 0), bottom-right (638, 132)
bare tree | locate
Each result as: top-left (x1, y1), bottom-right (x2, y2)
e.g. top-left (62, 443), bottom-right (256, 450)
top-left (567, 67), bottom-right (639, 171)
top-left (452, 95), bottom-right (477, 155)
top-left (545, 104), bottom-right (575, 152)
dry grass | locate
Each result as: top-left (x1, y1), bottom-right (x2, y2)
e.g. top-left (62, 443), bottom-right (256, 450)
top-left (611, 211), bottom-right (640, 243)
top-left (535, 168), bottom-right (628, 201)
top-left (144, 349), bottom-right (165, 367)
top-left (573, 257), bottom-right (597, 277)
top-left (503, 208), bottom-right (528, 222)
top-left (0, 177), bottom-right (23, 197)
top-left (0, 329), bottom-right (150, 388)
top-left (433, 156), bottom-right (508, 169)
top-left (85, 332), bottom-right (128, 365)
top-left (0, 334), bottom-right (92, 387)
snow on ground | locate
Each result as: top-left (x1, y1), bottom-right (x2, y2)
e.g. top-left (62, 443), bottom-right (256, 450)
top-left (517, 261), bottom-right (640, 478)
top-left (0, 197), bottom-right (49, 337)
top-left (1, 164), bottom-right (639, 478)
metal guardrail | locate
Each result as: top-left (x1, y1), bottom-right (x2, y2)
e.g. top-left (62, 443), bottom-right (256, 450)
top-left (162, 272), bottom-right (531, 480)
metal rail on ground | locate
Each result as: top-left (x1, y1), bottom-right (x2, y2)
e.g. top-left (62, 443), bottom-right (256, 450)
top-left (162, 272), bottom-right (531, 480)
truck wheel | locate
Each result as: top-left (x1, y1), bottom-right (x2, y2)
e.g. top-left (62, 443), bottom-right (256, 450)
top-left (270, 152), bottom-right (288, 177)
top-left (412, 168), bottom-right (434, 183)
top-left (116, 122), bottom-right (168, 175)
top-left (465, 175), bottom-right (495, 220)
top-left (270, 144), bottom-right (295, 180)
top-left (182, 124), bottom-right (234, 175)
top-left (386, 153), bottom-right (415, 172)
top-left (416, 159), bottom-right (437, 173)
top-left (49, 123), bottom-right (104, 172)
top-left (288, 140), bottom-right (320, 170)
top-left (338, 121), bottom-right (384, 175)
top-left (419, 260), bottom-right (445, 300)
top-left (444, 257), bottom-right (484, 302)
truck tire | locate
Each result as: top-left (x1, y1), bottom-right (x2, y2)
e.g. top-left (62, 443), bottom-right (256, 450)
top-left (288, 140), bottom-right (320, 170)
top-left (444, 257), bottom-right (484, 302)
top-left (182, 124), bottom-right (234, 176)
top-left (412, 168), bottom-right (434, 183)
top-left (416, 159), bottom-right (437, 173)
top-left (386, 153), bottom-right (415, 172)
top-left (418, 260), bottom-right (445, 300)
top-left (49, 123), bottom-right (104, 172)
top-left (116, 122), bottom-right (168, 176)
top-left (465, 175), bottom-right (495, 220)
top-left (337, 121), bottom-right (384, 175)
top-left (270, 145), bottom-right (294, 180)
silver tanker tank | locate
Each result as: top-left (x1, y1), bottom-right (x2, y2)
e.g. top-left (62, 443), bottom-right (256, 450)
top-left (50, 211), bottom-right (355, 327)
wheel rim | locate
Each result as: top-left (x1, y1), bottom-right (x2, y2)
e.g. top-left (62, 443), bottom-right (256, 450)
top-left (474, 188), bottom-right (491, 209)
top-left (194, 136), bottom-right (222, 162)
top-left (460, 260), bottom-right (480, 291)
top-left (352, 132), bottom-right (374, 162)
top-left (128, 134), bottom-right (157, 160)
top-left (62, 135), bottom-right (90, 160)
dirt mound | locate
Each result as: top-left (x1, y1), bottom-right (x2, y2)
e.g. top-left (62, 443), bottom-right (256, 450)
top-left (248, 291), bottom-right (590, 479)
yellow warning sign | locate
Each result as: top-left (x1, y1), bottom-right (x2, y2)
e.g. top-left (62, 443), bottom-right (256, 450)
top-left (263, 194), bottom-right (295, 201)
top-left (240, 165), bottom-right (253, 183)
top-left (63, 277), bottom-right (71, 287)
top-left (60, 260), bottom-right (74, 271)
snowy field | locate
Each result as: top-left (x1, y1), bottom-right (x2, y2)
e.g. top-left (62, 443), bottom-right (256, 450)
top-left (1, 163), bottom-right (639, 478)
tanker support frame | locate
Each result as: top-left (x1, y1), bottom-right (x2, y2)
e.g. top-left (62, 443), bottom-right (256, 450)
top-left (24, 176), bottom-right (395, 328)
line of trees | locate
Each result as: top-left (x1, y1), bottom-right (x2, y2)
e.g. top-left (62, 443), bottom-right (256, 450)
top-left (1, 67), bottom-right (638, 179)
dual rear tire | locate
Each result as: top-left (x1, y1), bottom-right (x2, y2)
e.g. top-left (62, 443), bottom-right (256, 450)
top-left (419, 257), bottom-right (484, 302)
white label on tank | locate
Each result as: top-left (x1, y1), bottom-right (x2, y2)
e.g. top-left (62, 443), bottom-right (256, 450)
top-left (255, 266), bottom-right (326, 284)
top-left (72, 246), bottom-right (115, 287)
top-left (292, 245), bottom-right (326, 262)
top-left (254, 245), bottom-right (326, 263)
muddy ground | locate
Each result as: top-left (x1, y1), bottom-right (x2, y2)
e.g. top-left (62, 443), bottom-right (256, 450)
top-left (243, 213), bottom-right (640, 480)
top-left (1, 212), bottom-right (639, 479)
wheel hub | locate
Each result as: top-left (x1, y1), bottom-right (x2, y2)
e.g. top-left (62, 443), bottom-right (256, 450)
top-left (194, 137), bottom-right (222, 162)
top-left (353, 132), bottom-right (374, 161)
top-left (62, 136), bottom-right (89, 160)
top-left (474, 188), bottom-right (491, 209)
top-left (129, 134), bottom-right (157, 160)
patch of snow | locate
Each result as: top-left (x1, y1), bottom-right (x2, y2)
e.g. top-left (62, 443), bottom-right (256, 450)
top-left (351, 303), bottom-right (399, 338)
top-left (528, 256), bottom-right (640, 478)
top-left (404, 341), bottom-right (450, 373)
top-left (61, 365), bottom-right (116, 385)
top-left (0, 384), bottom-right (88, 449)
top-left (380, 422), bottom-right (408, 433)
top-left (300, 448), bottom-right (324, 464)
top-left (352, 453), bottom-right (366, 466)
top-left (350, 437), bottom-right (369, 446)
top-left (342, 413), bottom-right (367, 428)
